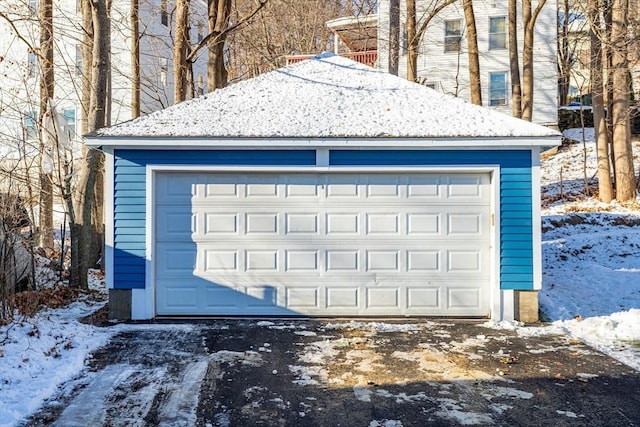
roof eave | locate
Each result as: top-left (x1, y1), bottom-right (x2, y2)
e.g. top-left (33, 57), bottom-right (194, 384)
top-left (85, 135), bottom-right (561, 150)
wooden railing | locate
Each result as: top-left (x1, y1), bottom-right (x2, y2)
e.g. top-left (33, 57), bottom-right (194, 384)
top-left (286, 50), bottom-right (378, 68)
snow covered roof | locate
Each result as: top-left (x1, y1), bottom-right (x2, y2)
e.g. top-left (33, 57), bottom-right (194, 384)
top-left (90, 53), bottom-right (560, 142)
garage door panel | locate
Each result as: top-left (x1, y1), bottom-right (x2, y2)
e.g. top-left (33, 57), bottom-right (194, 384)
top-left (203, 213), bottom-right (238, 235)
top-left (285, 250), bottom-right (319, 272)
top-left (156, 207), bottom-right (193, 241)
top-left (326, 287), bottom-right (359, 308)
top-left (286, 213), bottom-right (319, 234)
top-left (155, 172), bottom-right (492, 316)
top-left (448, 288), bottom-right (483, 309)
top-left (156, 243), bottom-right (195, 275)
top-left (204, 249), bottom-right (239, 271)
top-left (447, 175), bottom-right (485, 198)
top-left (367, 287), bottom-right (399, 308)
top-left (287, 287), bottom-right (320, 309)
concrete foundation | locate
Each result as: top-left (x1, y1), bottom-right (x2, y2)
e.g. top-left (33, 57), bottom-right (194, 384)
top-left (108, 289), bottom-right (132, 320)
top-left (514, 290), bottom-right (539, 323)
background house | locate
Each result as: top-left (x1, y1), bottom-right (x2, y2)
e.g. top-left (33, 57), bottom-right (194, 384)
top-left (377, 0), bottom-right (558, 126)
top-left (0, 0), bottom-right (208, 161)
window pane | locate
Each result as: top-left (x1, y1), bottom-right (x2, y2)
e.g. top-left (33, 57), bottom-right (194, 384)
top-left (444, 19), bottom-right (462, 52)
top-left (23, 111), bottom-right (38, 140)
top-left (63, 109), bottom-right (76, 124)
top-left (489, 17), bottom-right (506, 50)
top-left (489, 73), bottom-right (507, 106)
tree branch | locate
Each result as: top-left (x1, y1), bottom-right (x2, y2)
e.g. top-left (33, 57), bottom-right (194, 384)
top-left (186, 0), bottom-right (269, 63)
top-left (0, 11), bottom-right (37, 53)
top-left (414, 0), bottom-right (457, 46)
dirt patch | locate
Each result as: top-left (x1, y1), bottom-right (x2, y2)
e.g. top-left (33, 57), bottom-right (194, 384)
top-left (78, 304), bottom-right (110, 327)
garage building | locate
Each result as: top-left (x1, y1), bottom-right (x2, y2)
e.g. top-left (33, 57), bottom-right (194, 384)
top-left (86, 54), bottom-right (560, 321)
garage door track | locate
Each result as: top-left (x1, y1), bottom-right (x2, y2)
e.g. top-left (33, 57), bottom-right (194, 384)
top-left (24, 319), bottom-right (640, 426)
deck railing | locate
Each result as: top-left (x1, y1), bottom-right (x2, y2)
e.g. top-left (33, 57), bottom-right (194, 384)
top-left (286, 50), bottom-right (378, 68)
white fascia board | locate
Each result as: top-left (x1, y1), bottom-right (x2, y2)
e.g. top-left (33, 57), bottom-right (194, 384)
top-left (103, 147), bottom-right (115, 290)
top-left (85, 136), bottom-right (561, 150)
top-left (325, 14), bottom-right (378, 30)
top-left (531, 147), bottom-right (543, 291)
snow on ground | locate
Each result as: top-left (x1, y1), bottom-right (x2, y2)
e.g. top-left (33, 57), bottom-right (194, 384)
top-left (536, 129), bottom-right (640, 370)
top-left (0, 296), bottom-right (114, 427)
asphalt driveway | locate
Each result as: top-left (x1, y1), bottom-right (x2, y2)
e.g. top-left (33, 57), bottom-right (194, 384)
top-left (24, 319), bottom-right (640, 426)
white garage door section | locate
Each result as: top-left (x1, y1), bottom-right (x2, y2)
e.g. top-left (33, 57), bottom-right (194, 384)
top-left (154, 172), bottom-right (492, 316)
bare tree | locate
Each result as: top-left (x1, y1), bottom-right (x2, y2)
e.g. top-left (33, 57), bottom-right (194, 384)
top-left (463, 0), bottom-right (481, 105)
top-left (389, 0), bottom-right (400, 76)
top-left (520, 0), bottom-right (547, 121)
top-left (131, 0), bottom-right (140, 118)
top-left (174, 0), bottom-right (190, 102)
top-left (508, 0), bottom-right (522, 118)
top-left (207, 0), bottom-right (231, 89)
top-left (38, 0), bottom-right (54, 251)
top-left (557, 0), bottom-right (571, 106)
top-left (589, 0), bottom-right (613, 202)
top-left (405, 0), bottom-right (457, 82)
top-left (224, 0), bottom-right (356, 81)
top-left (610, 0), bottom-right (636, 201)
top-left (70, 0), bottom-right (110, 289)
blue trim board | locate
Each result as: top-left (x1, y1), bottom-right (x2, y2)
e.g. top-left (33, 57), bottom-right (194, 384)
top-left (111, 148), bottom-right (535, 291)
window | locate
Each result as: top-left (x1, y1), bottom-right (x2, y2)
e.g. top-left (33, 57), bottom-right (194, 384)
top-left (27, 51), bottom-right (36, 78)
top-left (489, 72), bottom-right (507, 106)
top-left (23, 111), bottom-right (37, 140)
top-left (63, 109), bottom-right (76, 141)
top-left (76, 45), bottom-right (82, 75)
top-left (28, 0), bottom-right (37, 13)
top-left (161, 0), bottom-right (168, 26)
top-left (159, 57), bottom-right (168, 86)
top-left (489, 17), bottom-right (507, 50)
top-left (444, 19), bottom-right (462, 53)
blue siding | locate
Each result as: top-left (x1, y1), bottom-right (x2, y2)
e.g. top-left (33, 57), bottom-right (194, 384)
top-left (329, 150), bottom-right (535, 291)
top-left (112, 149), bottom-right (316, 289)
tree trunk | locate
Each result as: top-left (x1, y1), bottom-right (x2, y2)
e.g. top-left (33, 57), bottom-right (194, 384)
top-left (521, 0), bottom-right (546, 121)
top-left (406, 0), bottom-right (417, 81)
top-left (208, 0), bottom-right (232, 90)
top-left (38, 0), bottom-right (54, 250)
top-left (590, 0), bottom-right (613, 202)
top-left (80, 0), bottom-right (93, 135)
top-left (131, 0), bottom-right (140, 118)
top-left (388, 0), bottom-right (400, 76)
top-left (174, 0), bottom-right (190, 102)
top-left (557, 0), bottom-right (570, 106)
top-left (71, 0), bottom-right (109, 289)
top-left (604, 0), bottom-right (616, 181)
top-left (407, 0), bottom-right (457, 83)
top-left (610, 0), bottom-right (636, 201)
top-left (508, 0), bottom-right (522, 118)
top-left (463, 0), bottom-right (482, 105)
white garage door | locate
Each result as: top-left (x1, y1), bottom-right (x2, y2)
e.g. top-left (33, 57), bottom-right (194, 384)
top-left (154, 172), bottom-right (492, 316)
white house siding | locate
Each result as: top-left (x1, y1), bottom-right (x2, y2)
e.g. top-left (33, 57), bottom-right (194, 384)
top-left (0, 0), bottom-right (208, 160)
top-left (377, 0), bottom-right (558, 125)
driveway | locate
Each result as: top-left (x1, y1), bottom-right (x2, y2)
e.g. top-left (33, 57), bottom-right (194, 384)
top-left (24, 319), bottom-right (640, 426)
